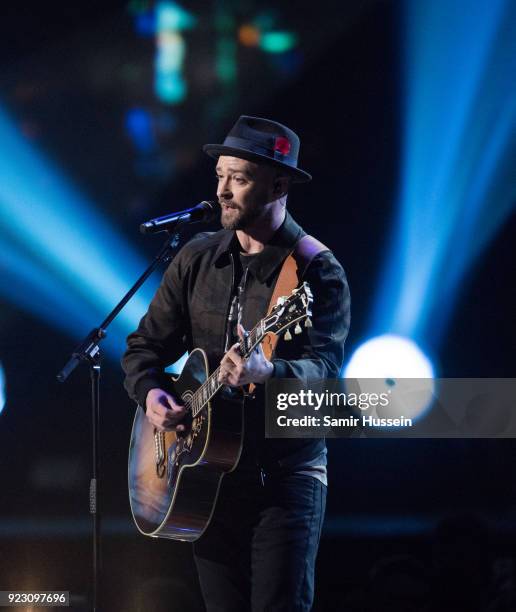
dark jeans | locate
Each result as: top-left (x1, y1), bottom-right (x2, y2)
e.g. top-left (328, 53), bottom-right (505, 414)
top-left (193, 465), bottom-right (327, 612)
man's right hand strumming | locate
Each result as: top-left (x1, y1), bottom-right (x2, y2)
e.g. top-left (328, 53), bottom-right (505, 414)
top-left (145, 388), bottom-right (187, 432)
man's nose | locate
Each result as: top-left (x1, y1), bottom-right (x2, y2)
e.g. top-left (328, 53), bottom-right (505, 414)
top-left (217, 183), bottom-right (233, 200)
top-left (217, 178), bottom-right (232, 200)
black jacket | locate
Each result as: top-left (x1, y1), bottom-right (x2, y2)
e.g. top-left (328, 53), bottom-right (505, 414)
top-left (121, 211), bottom-right (351, 471)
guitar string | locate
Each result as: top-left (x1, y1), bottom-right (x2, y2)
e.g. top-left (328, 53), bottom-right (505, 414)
top-left (180, 300), bottom-right (302, 418)
top-left (183, 328), bottom-right (259, 417)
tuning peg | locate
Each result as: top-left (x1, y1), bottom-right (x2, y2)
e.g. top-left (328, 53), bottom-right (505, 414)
top-left (294, 322), bottom-right (302, 335)
top-left (304, 317), bottom-right (312, 328)
top-left (284, 329), bottom-right (292, 341)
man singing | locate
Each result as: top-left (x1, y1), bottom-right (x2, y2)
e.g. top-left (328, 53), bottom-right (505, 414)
top-left (122, 115), bottom-right (351, 611)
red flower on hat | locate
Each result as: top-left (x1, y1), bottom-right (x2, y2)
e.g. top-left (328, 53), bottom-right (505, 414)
top-left (274, 137), bottom-right (291, 156)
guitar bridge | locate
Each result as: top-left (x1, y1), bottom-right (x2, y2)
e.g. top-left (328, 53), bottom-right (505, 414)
top-left (154, 430), bottom-right (166, 478)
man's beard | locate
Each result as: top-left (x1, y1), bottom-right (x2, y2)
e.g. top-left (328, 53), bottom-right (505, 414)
top-left (220, 202), bottom-right (263, 230)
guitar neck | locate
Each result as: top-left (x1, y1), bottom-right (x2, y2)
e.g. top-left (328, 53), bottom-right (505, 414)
top-left (187, 282), bottom-right (312, 418)
top-left (189, 322), bottom-right (265, 418)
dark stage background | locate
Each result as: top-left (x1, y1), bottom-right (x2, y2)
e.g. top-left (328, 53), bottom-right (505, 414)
top-left (0, 1), bottom-right (515, 610)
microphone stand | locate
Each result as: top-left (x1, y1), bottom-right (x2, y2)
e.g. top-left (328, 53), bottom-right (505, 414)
top-left (57, 224), bottom-right (186, 612)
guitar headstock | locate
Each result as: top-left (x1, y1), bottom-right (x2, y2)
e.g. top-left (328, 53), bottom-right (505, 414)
top-left (263, 281), bottom-right (313, 340)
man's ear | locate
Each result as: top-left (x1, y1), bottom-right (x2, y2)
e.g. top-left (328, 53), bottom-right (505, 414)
top-left (273, 175), bottom-right (289, 198)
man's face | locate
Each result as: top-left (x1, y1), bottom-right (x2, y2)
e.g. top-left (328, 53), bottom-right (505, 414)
top-left (216, 155), bottom-right (277, 230)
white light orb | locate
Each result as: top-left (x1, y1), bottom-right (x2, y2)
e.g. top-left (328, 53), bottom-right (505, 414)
top-left (343, 335), bottom-right (435, 422)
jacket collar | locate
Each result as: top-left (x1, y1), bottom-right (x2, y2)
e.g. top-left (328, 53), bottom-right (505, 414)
top-left (214, 211), bottom-right (304, 283)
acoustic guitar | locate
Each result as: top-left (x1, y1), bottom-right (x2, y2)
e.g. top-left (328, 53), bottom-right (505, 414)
top-left (128, 282), bottom-right (313, 541)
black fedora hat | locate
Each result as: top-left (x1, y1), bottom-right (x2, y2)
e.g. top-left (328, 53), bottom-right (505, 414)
top-left (203, 115), bottom-right (312, 183)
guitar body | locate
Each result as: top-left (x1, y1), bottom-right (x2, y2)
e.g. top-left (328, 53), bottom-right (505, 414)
top-left (128, 348), bottom-right (244, 541)
top-left (128, 282), bottom-right (313, 541)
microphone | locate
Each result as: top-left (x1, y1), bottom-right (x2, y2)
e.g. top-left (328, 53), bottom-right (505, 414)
top-left (140, 200), bottom-right (219, 234)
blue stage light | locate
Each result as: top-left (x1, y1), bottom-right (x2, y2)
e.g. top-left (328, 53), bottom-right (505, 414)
top-left (0, 235), bottom-right (127, 358)
top-left (0, 237), bottom-right (97, 331)
top-left (125, 108), bottom-right (157, 154)
top-left (135, 11), bottom-right (156, 37)
top-left (370, 0), bottom-right (515, 349)
top-left (0, 105), bottom-right (167, 362)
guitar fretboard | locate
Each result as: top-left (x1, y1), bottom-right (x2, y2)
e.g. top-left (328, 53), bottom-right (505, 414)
top-left (187, 323), bottom-right (264, 418)
top-left (183, 283), bottom-right (310, 417)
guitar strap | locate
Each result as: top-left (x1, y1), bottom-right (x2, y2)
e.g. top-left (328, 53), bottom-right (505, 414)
top-left (249, 235), bottom-right (329, 393)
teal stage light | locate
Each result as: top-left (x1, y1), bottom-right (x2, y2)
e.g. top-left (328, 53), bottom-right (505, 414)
top-left (260, 31), bottom-right (297, 54)
top-left (156, 0), bottom-right (195, 31)
top-left (154, 1), bottom-right (196, 104)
